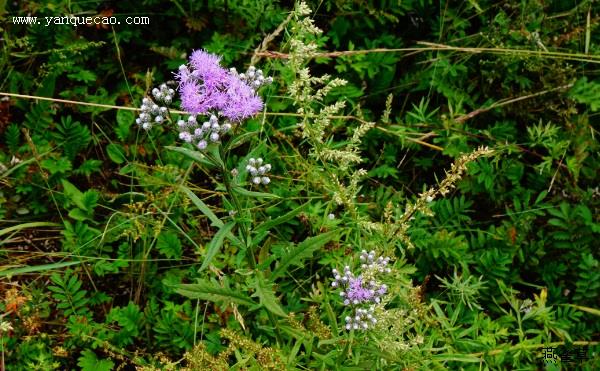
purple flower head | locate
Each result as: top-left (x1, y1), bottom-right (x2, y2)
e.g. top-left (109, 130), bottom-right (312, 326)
top-left (176, 49), bottom-right (263, 121)
top-left (331, 251), bottom-right (393, 331)
top-left (189, 50), bottom-right (224, 75)
top-left (222, 75), bottom-right (264, 121)
top-left (346, 276), bottom-right (374, 303)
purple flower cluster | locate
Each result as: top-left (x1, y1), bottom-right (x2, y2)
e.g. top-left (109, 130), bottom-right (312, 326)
top-left (331, 250), bottom-right (392, 331)
top-left (176, 50), bottom-right (266, 122)
top-left (332, 266), bottom-right (387, 306)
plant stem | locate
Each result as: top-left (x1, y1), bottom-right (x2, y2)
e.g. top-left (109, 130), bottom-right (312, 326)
top-left (219, 146), bottom-right (284, 346)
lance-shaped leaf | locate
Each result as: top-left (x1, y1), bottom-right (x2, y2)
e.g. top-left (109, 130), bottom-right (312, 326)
top-left (180, 185), bottom-right (223, 228)
top-left (199, 221), bottom-right (235, 273)
top-left (176, 279), bottom-right (255, 307)
top-left (254, 202), bottom-right (308, 236)
top-left (253, 273), bottom-right (286, 317)
top-left (271, 230), bottom-right (338, 279)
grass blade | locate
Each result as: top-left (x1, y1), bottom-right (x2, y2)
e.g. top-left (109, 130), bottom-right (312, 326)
top-left (0, 261), bottom-right (82, 278)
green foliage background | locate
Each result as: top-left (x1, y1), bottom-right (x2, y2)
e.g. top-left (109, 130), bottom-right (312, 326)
top-left (0, 0), bottom-right (599, 370)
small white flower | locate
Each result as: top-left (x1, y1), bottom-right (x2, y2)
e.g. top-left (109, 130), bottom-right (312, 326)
top-left (179, 132), bottom-right (192, 143)
top-left (328, 213), bottom-right (335, 220)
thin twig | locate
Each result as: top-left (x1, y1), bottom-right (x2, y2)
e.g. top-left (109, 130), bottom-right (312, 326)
top-left (454, 84), bottom-right (574, 123)
top-left (0, 92), bottom-right (443, 150)
top-left (0, 92), bottom-right (141, 112)
top-left (253, 47), bottom-right (423, 59)
top-left (2, 84), bottom-right (572, 154)
top-left (251, 12), bottom-right (294, 65)
top-left (254, 42), bottom-right (600, 64)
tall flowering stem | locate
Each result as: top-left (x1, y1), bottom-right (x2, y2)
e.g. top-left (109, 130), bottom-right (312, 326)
top-left (136, 48), bottom-right (280, 341)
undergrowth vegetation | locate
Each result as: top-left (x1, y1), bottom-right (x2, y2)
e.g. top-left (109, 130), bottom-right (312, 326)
top-left (1, 0), bottom-right (599, 370)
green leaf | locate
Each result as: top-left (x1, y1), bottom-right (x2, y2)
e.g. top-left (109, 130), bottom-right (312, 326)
top-left (41, 157), bottom-right (72, 174)
top-left (569, 77), bottom-right (600, 111)
top-left (106, 143), bottom-right (127, 164)
top-left (107, 302), bottom-right (143, 334)
top-left (53, 116), bottom-right (92, 160)
top-left (254, 274), bottom-right (286, 317)
top-left (233, 186), bottom-right (280, 199)
top-left (0, 261), bottom-right (81, 278)
top-left (431, 354), bottom-right (482, 363)
top-left (176, 280), bottom-right (255, 306)
top-left (68, 70), bottom-right (97, 83)
top-left (80, 190), bottom-right (100, 211)
top-left (199, 222), bottom-right (235, 272)
top-left (157, 230), bottom-right (183, 259)
top-left (254, 202), bottom-right (307, 236)
top-left (68, 208), bottom-right (91, 221)
top-left (78, 349), bottom-right (114, 371)
top-left (271, 230), bottom-right (338, 279)
top-left (75, 159), bottom-right (103, 177)
top-left (5, 123), bottom-right (20, 153)
top-left (61, 179), bottom-right (83, 202)
top-left (180, 185), bottom-right (223, 228)
top-left (115, 110), bottom-right (135, 141)
top-left (225, 130), bottom-right (260, 151)
top-left (61, 179), bottom-right (98, 213)
top-left (165, 145), bottom-right (217, 168)
top-left (564, 304), bottom-right (600, 317)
